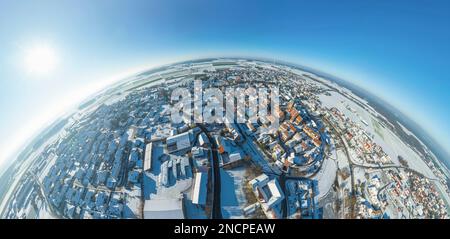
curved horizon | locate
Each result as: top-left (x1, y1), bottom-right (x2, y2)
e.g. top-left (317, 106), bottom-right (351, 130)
top-left (1, 0), bottom-right (449, 172)
top-left (1, 55), bottom-right (449, 176)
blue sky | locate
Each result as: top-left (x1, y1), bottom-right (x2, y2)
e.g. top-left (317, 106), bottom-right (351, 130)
top-left (0, 0), bottom-right (449, 167)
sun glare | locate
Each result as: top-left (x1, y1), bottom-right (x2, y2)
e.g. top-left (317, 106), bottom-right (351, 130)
top-left (24, 45), bottom-right (59, 75)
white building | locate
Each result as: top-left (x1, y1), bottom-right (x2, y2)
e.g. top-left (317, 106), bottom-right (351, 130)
top-left (166, 132), bottom-right (191, 153)
top-left (249, 173), bottom-right (285, 218)
top-left (192, 172), bottom-right (207, 205)
top-left (144, 143), bottom-right (153, 172)
top-left (144, 198), bottom-right (184, 219)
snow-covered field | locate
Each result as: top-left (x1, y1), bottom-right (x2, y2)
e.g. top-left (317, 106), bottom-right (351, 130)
top-left (319, 91), bottom-right (375, 133)
top-left (220, 167), bottom-right (248, 219)
top-left (318, 91), bottom-right (436, 179)
top-left (311, 157), bottom-right (337, 200)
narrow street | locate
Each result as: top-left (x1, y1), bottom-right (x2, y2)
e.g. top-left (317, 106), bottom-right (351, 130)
top-left (196, 124), bottom-right (223, 219)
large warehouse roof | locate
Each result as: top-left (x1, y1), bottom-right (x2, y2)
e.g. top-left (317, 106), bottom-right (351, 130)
top-left (143, 198), bottom-right (184, 219)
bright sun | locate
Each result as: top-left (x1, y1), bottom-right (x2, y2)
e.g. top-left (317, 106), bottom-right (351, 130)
top-left (24, 45), bottom-right (59, 75)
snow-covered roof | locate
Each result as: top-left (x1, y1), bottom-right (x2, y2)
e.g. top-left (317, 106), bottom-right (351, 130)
top-left (167, 132), bottom-right (191, 152)
top-left (192, 172), bottom-right (207, 205)
top-left (229, 152), bottom-right (242, 163)
top-left (198, 133), bottom-right (208, 146)
top-left (250, 173), bottom-right (270, 187)
top-left (249, 173), bottom-right (285, 210)
top-left (144, 198), bottom-right (184, 219)
top-left (144, 143), bottom-right (152, 171)
top-left (268, 180), bottom-right (282, 199)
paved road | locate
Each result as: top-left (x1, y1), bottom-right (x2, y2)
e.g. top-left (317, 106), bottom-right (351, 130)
top-left (196, 124), bottom-right (223, 219)
top-left (234, 123), bottom-right (281, 175)
top-left (32, 174), bottom-right (61, 218)
top-left (323, 117), bottom-right (356, 217)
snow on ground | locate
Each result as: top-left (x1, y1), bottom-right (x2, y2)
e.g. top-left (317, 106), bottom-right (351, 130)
top-left (434, 181), bottom-right (450, 214)
top-left (378, 126), bottom-right (436, 179)
top-left (397, 121), bottom-right (430, 150)
top-left (336, 150), bottom-right (349, 172)
top-left (311, 157), bottom-right (337, 200)
top-left (319, 91), bottom-right (375, 132)
top-left (152, 178), bottom-right (192, 199)
top-left (124, 185), bottom-right (142, 218)
top-left (143, 142), bottom-right (164, 200)
top-left (37, 202), bottom-right (57, 219)
top-left (38, 153), bottom-right (58, 183)
top-left (353, 166), bottom-right (367, 185)
top-left (143, 141), bottom-right (193, 200)
top-left (335, 149), bottom-right (353, 193)
top-left (184, 192), bottom-right (208, 219)
top-left (220, 167), bottom-right (248, 219)
top-left (318, 91), bottom-right (436, 179)
top-left (141, 141), bottom-right (208, 219)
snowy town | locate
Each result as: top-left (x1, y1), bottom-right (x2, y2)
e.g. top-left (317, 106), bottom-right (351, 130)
top-left (1, 58), bottom-right (449, 219)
